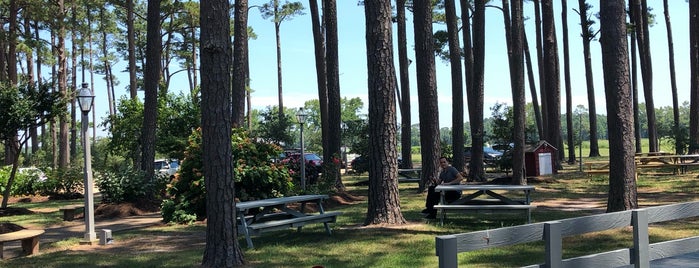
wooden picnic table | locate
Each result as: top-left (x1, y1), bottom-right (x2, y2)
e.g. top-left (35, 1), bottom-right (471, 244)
top-left (434, 184), bottom-right (535, 224)
top-left (235, 194), bottom-right (341, 248)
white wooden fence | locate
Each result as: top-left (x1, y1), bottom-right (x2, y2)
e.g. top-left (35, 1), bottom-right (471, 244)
top-left (435, 201), bottom-right (699, 268)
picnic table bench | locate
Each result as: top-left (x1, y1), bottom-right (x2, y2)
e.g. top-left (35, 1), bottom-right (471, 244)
top-left (59, 204), bottom-right (85, 221)
top-left (0, 229), bottom-right (44, 259)
top-left (582, 161), bottom-right (610, 176)
top-left (434, 184), bottom-right (535, 225)
top-left (236, 194), bottom-right (341, 248)
top-left (397, 168), bottom-right (421, 183)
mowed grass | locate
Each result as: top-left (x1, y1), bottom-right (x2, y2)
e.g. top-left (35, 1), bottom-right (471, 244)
top-left (3, 162), bottom-right (699, 267)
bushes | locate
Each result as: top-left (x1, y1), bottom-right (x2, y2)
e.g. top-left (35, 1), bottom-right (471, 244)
top-left (95, 166), bottom-right (168, 203)
top-left (161, 128), bottom-right (295, 224)
top-left (0, 165), bottom-right (84, 198)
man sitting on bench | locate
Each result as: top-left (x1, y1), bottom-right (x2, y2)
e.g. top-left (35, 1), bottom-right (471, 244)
top-left (422, 157), bottom-right (463, 219)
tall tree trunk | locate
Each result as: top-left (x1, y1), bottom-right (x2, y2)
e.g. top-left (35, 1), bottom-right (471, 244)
top-left (445, 0), bottom-right (465, 172)
top-left (324, 0), bottom-right (343, 190)
top-left (363, 0), bottom-right (406, 225)
top-left (309, 0), bottom-right (329, 160)
top-left (232, 0), bottom-right (249, 127)
top-left (523, 30), bottom-right (543, 140)
top-left (663, 0), bottom-right (681, 154)
top-left (533, 0), bottom-right (547, 130)
top-left (631, 0), bottom-right (658, 152)
top-left (24, 14), bottom-right (39, 154)
top-left (468, 0), bottom-right (486, 181)
top-left (600, 0), bottom-right (637, 212)
top-left (577, 0), bottom-right (600, 157)
top-left (70, 1), bottom-right (78, 162)
top-left (509, 0), bottom-right (526, 184)
top-left (561, 0), bottom-right (575, 164)
top-left (58, 0), bottom-right (70, 169)
top-left (629, 2), bottom-right (642, 153)
top-left (140, 0), bottom-right (161, 180)
top-left (414, 0), bottom-right (442, 189)
top-left (541, 0), bottom-right (561, 169)
top-left (690, 0), bottom-right (699, 153)
top-left (200, 0), bottom-right (245, 264)
top-left (127, 0), bottom-right (137, 99)
top-left (274, 1), bottom-right (285, 118)
top-left (397, 0), bottom-right (412, 170)
top-left (99, 7), bottom-right (115, 116)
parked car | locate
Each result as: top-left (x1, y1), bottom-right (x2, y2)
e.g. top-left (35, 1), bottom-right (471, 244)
top-left (18, 167), bottom-right (48, 182)
top-left (154, 159), bottom-right (178, 178)
top-left (350, 155), bottom-right (402, 174)
top-left (464, 147), bottom-right (503, 166)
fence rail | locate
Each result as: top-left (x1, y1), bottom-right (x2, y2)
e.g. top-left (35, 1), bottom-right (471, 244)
top-left (435, 201), bottom-right (699, 268)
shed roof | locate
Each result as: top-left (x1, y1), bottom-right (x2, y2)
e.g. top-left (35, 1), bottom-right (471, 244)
top-left (524, 140), bottom-right (558, 153)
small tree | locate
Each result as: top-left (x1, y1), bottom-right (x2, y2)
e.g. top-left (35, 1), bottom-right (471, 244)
top-left (0, 81), bottom-right (66, 208)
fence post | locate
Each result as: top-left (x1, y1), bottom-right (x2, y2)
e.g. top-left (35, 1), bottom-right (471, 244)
top-left (544, 221), bottom-right (562, 268)
top-left (436, 235), bottom-right (458, 268)
top-left (633, 209), bottom-right (650, 268)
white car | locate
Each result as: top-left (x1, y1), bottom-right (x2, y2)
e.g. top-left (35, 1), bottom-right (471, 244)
top-left (18, 167), bottom-right (48, 182)
top-left (154, 159), bottom-right (178, 178)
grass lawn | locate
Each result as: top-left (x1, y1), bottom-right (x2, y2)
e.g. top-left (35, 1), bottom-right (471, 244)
top-left (2, 161), bottom-right (699, 267)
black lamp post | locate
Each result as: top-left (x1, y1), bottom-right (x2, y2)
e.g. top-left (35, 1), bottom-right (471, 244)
top-left (76, 83), bottom-right (97, 244)
top-left (296, 108), bottom-right (308, 190)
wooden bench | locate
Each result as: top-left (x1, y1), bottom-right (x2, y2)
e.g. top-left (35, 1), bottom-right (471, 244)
top-left (59, 205), bottom-right (84, 221)
top-left (434, 204), bottom-right (535, 223)
top-left (0, 229), bottom-right (45, 259)
top-left (243, 211), bottom-right (342, 235)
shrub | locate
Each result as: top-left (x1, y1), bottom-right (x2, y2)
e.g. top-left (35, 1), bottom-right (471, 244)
top-left (36, 166), bottom-right (84, 199)
top-left (95, 166), bottom-right (168, 203)
top-left (161, 128), bottom-right (295, 224)
top-left (0, 166), bottom-right (44, 196)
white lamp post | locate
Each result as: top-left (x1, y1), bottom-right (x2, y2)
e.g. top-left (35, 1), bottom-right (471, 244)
top-left (76, 83), bottom-right (97, 244)
top-left (296, 108), bottom-right (308, 190)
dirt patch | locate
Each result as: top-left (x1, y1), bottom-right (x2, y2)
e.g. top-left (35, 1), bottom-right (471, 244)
top-left (95, 199), bottom-right (161, 219)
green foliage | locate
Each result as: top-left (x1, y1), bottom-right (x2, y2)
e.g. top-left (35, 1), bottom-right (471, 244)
top-left (161, 128), bottom-right (294, 224)
top-left (40, 168), bottom-right (85, 199)
top-left (95, 166), bottom-right (168, 203)
top-left (259, 1), bottom-right (305, 24)
top-left (0, 166), bottom-right (43, 196)
top-left (0, 81), bottom-right (66, 142)
top-left (252, 106), bottom-right (295, 146)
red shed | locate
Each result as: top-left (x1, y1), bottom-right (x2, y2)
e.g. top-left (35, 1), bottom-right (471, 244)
top-left (525, 140), bottom-right (558, 176)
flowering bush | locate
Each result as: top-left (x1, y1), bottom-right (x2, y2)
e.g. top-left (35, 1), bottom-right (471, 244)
top-left (161, 128), bottom-right (294, 224)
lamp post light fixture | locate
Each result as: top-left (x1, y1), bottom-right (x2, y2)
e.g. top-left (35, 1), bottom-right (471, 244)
top-left (76, 83), bottom-right (97, 244)
top-left (296, 108), bottom-right (308, 190)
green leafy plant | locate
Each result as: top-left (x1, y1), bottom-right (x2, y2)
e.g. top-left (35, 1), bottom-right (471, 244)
top-left (161, 128), bottom-right (294, 224)
top-left (95, 166), bottom-right (168, 203)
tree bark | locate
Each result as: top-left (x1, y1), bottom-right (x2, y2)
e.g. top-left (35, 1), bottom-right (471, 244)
top-left (561, 0), bottom-right (575, 164)
top-left (577, 0), bottom-right (600, 157)
top-left (663, 0), bottom-right (681, 154)
top-left (599, 0), bottom-right (638, 212)
top-left (414, 0), bottom-right (442, 188)
top-left (690, 0), bottom-right (699, 153)
top-left (140, 0), bottom-right (161, 180)
top-left (127, 0), bottom-right (137, 99)
top-left (363, 0), bottom-right (406, 225)
top-left (445, 0), bottom-right (465, 172)
top-left (200, 0), bottom-right (245, 265)
top-left (309, 0), bottom-right (329, 171)
top-left (324, 0), bottom-right (343, 190)
top-left (541, 0), bottom-right (561, 170)
top-left (631, 0), bottom-right (658, 152)
top-left (509, 0), bottom-right (525, 185)
top-left (397, 0), bottom-right (413, 170)
top-left (468, 0), bottom-right (486, 181)
top-left (232, 0), bottom-right (249, 127)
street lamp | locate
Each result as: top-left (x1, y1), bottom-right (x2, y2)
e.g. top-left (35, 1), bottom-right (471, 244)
top-left (296, 108), bottom-right (308, 190)
top-left (76, 83), bottom-right (97, 244)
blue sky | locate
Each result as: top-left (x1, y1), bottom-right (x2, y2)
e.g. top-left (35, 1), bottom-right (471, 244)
top-left (94, 1), bottom-right (694, 135)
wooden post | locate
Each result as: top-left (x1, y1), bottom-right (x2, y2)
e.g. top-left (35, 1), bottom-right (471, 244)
top-left (632, 209), bottom-right (650, 268)
top-left (544, 221), bottom-right (562, 268)
top-left (436, 235), bottom-right (458, 268)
